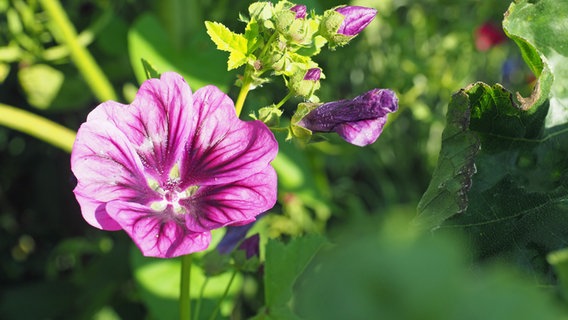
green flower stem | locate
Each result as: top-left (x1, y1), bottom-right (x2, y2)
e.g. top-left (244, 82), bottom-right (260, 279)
top-left (208, 269), bottom-right (237, 320)
top-left (235, 66), bottom-right (253, 117)
top-left (193, 277), bottom-right (210, 320)
top-left (180, 254), bottom-right (192, 320)
top-left (259, 31), bottom-right (278, 61)
top-left (274, 91), bottom-right (294, 109)
top-left (39, 0), bottom-right (117, 102)
top-left (0, 103), bottom-right (76, 153)
top-left (234, 29), bottom-right (280, 117)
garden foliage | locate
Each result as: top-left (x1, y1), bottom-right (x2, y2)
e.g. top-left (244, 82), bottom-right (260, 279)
top-left (2, 0), bottom-right (568, 319)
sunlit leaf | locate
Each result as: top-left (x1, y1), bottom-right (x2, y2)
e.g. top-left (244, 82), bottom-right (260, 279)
top-left (416, 80), bottom-right (568, 276)
top-left (205, 21), bottom-right (249, 70)
top-left (503, 0), bottom-right (568, 127)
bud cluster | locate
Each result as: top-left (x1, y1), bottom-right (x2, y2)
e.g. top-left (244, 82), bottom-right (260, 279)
top-left (206, 1), bottom-right (398, 147)
top-left (207, 1), bottom-right (376, 99)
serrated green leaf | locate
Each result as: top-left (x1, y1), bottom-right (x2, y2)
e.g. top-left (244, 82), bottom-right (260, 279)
top-left (503, 0), bottom-right (568, 127)
top-left (205, 21), bottom-right (247, 53)
top-left (416, 81), bottom-right (568, 279)
top-left (415, 86), bottom-right (484, 231)
top-left (205, 21), bottom-right (250, 71)
top-left (227, 50), bottom-right (247, 70)
top-left (262, 235), bottom-right (326, 318)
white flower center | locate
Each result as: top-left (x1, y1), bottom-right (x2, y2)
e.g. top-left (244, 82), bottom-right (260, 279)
top-left (147, 164), bottom-right (199, 214)
top-left (149, 185), bottom-right (199, 214)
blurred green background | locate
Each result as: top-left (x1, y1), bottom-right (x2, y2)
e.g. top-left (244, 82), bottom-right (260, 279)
top-left (0, 0), bottom-right (535, 319)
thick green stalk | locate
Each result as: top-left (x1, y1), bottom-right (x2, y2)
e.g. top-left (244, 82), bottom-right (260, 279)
top-left (39, 0), bottom-right (117, 102)
top-left (0, 103), bottom-right (76, 153)
top-left (234, 80), bottom-right (251, 118)
top-left (180, 254), bottom-right (193, 320)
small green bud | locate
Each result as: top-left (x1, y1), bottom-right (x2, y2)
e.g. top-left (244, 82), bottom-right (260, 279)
top-left (275, 10), bottom-right (296, 34)
top-left (288, 67), bottom-right (322, 98)
top-left (289, 102), bottom-right (319, 142)
top-left (319, 6), bottom-right (378, 48)
top-left (258, 105), bottom-right (283, 127)
top-left (274, 8), bottom-right (312, 45)
top-left (318, 9), bottom-right (352, 48)
top-left (249, 2), bottom-right (273, 21)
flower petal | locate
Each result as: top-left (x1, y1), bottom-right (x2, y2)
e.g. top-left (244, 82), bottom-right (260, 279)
top-left (290, 4), bottom-right (307, 19)
top-left (335, 117), bottom-right (387, 147)
top-left (216, 223), bottom-right (257, 254)
top-left (86, 72), bottom-right (193, 181)
top-left (335, 6), bottom-right (377, 36)
top-left (180, 85), bottom-right (278, 186)
top-left (71, 120), bottom-right (154, 230)
top-left (106, 201), bottom-right (211, 258)
top-left (182, 165), bottom-right (277, 232)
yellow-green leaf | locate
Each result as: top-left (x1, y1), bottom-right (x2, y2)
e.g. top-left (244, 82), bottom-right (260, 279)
top-left (227, 50), bottom-right (247, 70)
top-left (205, 21), bottom-right (248, 55)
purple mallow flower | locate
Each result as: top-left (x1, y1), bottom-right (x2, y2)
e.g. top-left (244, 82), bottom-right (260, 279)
top-left (70, 72), bottom-right (278, 258)
top-left (335, 6), bottom-right (377, 36)
top-left (297, 89), bottom-right (398, 146)
top-left (290, 4), bottom-right (307, 19)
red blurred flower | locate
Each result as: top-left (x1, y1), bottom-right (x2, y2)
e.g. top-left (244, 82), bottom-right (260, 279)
top-left (475, 22), bottom-right (507, 51)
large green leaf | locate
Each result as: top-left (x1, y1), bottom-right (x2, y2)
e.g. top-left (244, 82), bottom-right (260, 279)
top-left (503, 0), bottom-right (568, 127)
top-left (256, 235), bottom-right (326, 319)
top-left (128, 13), bottom-right (233, 91)
top-left (416, 0), bottom-right (568, 276)
top-left (415, 81), bottom-right (568, 274)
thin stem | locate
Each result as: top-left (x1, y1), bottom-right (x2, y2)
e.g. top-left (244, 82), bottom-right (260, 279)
top-left (274, 91), bottom-right (294, 109)
top-left (180, 254), bottom-right (193, 320)
top-left (0, 103), bottom-right (76, 153)
top-left (39, 0), bottom-right (117, 102)
top-left (259, 31), bottom-right (278, 61)
top-left (208, 270), bottom-right (238, 320)
top-left (233, 29), bottom-right (281, 118)
top-left (193, 277), bottom-right (210, 320)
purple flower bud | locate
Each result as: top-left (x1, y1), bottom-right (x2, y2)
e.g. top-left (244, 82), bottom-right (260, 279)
top-left (297, 89), bottom-right (398, 146)
top-left (290, 4), bottom-right (307, 19)
top-left (216, 223), bottom-right (254, 255)
top-left (303, 68), bottom-right (321, 81)
top-left (238, 234), bottom-right (260, 259)
top-left (335, 6), bottom-right (377, 36)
